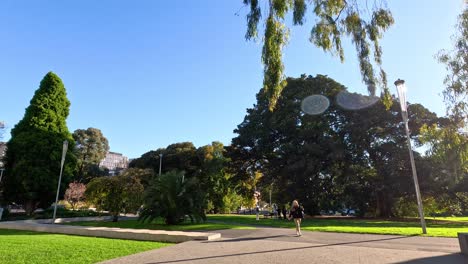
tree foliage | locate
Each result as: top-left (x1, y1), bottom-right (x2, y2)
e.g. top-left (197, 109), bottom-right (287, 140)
top-left (73, 128), bottom-right (109, 183)
top-left (86, 175), bottom-right (144, 222)
top-left (130, 142), bottom-right (200, 177)
top-left (230, 74), bottom-right (438, 217)
top-left (119, 168), bottom-right (154, 189)
top-left (196, 142), bottom-right (232, 213)
top-left (139, 170), bottom-right (206, 225)
top-left (85, 175), bottom-right (143, 222)
top-left (437, 6), bottom-right (468, 127)
top-left (243, 0), bottom-right (394, 110)
top-left (419, 7), bottom-right (468, 202)
top-left (3, 72), bottom-right (76, 214)
top-left (64, 182), bottom-right (86, 210)
top-left (131, 141), bottom-right (237, 213)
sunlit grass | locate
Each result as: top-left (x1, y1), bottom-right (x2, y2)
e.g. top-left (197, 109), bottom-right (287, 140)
top-left (71, 218), bottom-right (255, 231)
top-left (0, 229), bottom-right (171, 264)
top-left (207, 214), bottom-right (468, 237)
top-left (431, 216), bottom-right (468, 222)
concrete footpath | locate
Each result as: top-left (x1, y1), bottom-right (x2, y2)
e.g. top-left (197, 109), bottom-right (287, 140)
top-left (0, 218), bottom-right (220, 243)
top-left (100, 227), bottom-right (468, 264)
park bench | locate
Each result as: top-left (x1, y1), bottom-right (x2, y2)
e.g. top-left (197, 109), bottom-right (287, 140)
top-left (263, 212), bottom-right (277, 219)
top-left (459, 233), bottom-right (468, 255)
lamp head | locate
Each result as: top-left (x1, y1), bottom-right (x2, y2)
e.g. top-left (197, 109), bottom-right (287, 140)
top-left (394, 79), bottom-right (407, 112)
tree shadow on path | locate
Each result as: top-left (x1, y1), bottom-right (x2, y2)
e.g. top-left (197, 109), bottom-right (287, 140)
top-left (147, 235), bottom-right (440, 264)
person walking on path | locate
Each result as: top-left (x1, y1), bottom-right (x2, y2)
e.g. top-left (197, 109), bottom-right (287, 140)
top-left (288, 200), bottom-right (304, 236)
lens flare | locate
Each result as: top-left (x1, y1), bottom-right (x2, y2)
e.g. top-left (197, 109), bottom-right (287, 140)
top-left (301, 95), bottom-right (330, 115)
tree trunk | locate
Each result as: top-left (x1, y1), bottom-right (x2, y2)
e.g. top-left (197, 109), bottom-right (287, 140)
top-left (24, 200), bottom-right (37, 216)
top-left (112, 214), bottom-right (119, 222)
top-left (376, 191), bottom-right (393, 218)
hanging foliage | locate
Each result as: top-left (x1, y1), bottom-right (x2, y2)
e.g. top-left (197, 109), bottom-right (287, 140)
top-left (243, 0), bottom-right (394, 110)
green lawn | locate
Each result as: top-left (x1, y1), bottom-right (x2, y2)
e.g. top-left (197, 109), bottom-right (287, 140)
top-left (0, 229), bottom-right (171, 264)
top-left (207, 214), bottom-right (468, 237)
top-left (67, 215), bottom-right (468, 238)
top-left (432, 216), bottom-right (468, 222)
top-left (1, 208), bottom-right (109, 222)
top-left (71, 218), bottom-right (255, 231)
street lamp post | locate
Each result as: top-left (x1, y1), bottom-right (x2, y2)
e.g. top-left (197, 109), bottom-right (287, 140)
top-left (159, 153), bottom-right (163, 176)
top-left (52, 140), bottom-right (68, 224)
top-left (394, 79), bottom-right (427, 234)
top-left (269, 186), bottom-right (272, 209)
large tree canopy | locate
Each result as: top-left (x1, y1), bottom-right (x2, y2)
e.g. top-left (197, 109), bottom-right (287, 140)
top-left (130, 142), bottom-right (200, 177)
top-left (230, 74), bottom-right (439, 216)
top-left (243, 0), bottom-right (394, 110)
top-left (3, 72), bottom-right (76, 214)
top-left (73, 127), bottom-right (109, 183)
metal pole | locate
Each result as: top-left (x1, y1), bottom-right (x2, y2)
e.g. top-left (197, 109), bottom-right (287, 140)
top-left (159, 153), bottom-right (163, 176)
top-left (269, 183), bottom-right (273, 208)
top-left (269, 189), bottom-right (272, 208)
top-left (403, 116), bottom-right (427, 234)
top-left (53, 140), bottom-right (68, 224)
top-left (395, 79), bottom-right (426, 234)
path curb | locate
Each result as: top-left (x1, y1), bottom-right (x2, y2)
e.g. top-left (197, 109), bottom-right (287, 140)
top-left (0, 219), bottom-right (221, 243)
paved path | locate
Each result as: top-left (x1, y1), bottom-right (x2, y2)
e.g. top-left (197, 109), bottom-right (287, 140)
top-left (100, 227), bottom-right (468, 264)
top-left (0, 218), bottom-right (220, 243)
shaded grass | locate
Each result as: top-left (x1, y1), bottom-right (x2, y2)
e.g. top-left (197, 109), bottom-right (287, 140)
top-left (432, 216), bottom-right (468, 222)
top-left (1, 208), bottom-right (108, 221)
top-left (71, 218), bottom-right (255, 231)
top-left (0, 229), bottom-right (171, 264)
top-left (207, 214), bottom-right (468, 237)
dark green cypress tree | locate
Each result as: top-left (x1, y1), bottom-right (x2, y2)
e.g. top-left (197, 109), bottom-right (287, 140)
top-left (3, 72), bottom-right (76, 215)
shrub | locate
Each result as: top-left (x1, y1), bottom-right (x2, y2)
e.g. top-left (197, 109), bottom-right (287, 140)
top-left (64, 182), bottom-right (86, 210)
top-left (393, 195), bottom-right (462, 217)
top-left (220, 188), bottom-right (243, 214)
top-left (139, 171), bottom-right (206, 225)
top-left (455, 192), bottom-right (468, 215)
top-left (85, 175), bottom-right (143, 222)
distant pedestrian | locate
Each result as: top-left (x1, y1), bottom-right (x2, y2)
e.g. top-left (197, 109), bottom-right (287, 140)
top-left (288, 200), bottom-right (304, 236)
top-left (282, 206), bottom-right (287, 220)
top-left (255, 204), bottom-right (260, 220)
top-left (254, 191), bottom-right (261, 221)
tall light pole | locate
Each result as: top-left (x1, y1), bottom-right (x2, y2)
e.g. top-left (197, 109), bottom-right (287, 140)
top-left (52, 140), bottom-right (68, 224)
top-left (159, 153), bottom-right (163, 176)
top-left (269, 182), bottom-right (274, 208)
top-left (394, 79), bottom-right (427, 234)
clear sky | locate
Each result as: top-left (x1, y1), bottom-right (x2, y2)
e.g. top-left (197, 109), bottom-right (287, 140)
top-left (0, 1), bottom-right (465, 158)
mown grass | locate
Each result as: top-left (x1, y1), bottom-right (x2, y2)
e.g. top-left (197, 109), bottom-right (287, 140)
top-left (1, 208), bottom-right (108, 221)
top-left (432, 216), bottom-right (468, 222)
top-left (71, 218), bottom-right (255, 231)
top-left (0, 229), bottom-right (171, 264)
top-left (206, 214), bottom-right (468, 237)
top-left (68, 215), bottom-right (468, 237)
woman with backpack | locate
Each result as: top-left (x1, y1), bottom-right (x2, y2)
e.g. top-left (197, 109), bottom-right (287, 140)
top-left (288, 200), bottom-right (304, 236)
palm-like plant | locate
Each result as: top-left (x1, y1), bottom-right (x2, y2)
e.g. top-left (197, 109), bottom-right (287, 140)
top-left (139, 170), bottom-right (206, 225)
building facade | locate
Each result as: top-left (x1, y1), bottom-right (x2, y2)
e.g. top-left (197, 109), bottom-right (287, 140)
top-left (99, 151), bottom-right (129, 175)
top-left (0, 142), bottom-right (6, 167)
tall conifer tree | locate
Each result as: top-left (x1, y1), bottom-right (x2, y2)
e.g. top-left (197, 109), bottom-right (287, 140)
top-left (3, 72), bottom-right (76, 214)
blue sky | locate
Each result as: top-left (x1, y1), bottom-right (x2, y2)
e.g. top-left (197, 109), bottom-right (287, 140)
top-left (0, 1), bottom-right (465, 158)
